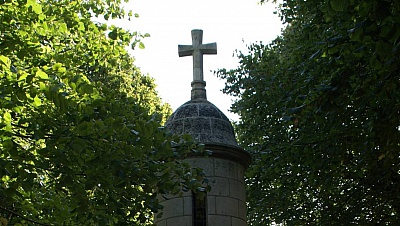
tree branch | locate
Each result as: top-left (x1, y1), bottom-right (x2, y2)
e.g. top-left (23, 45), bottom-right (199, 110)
top-left (0, 205), bottom-right (52, 226)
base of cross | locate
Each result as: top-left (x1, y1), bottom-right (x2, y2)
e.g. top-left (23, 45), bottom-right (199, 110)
top-left (191, 80), bottom-right (206, 100)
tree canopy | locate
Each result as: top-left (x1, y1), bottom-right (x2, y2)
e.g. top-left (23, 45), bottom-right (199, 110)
top-left (1, 0), bottom-right (205, 225)
top-left (217, 0), bottom-right (400, 224)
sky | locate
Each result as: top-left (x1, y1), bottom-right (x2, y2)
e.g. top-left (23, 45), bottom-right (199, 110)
top-left (112, 0), bottom-right (283, 121)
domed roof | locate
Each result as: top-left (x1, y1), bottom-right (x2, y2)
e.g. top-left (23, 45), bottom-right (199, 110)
top-left (165, 99), bottom-right (238, 147)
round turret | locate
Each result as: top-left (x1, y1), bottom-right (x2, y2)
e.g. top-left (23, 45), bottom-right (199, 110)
top-left (155, 29), bottom-right (250, 226)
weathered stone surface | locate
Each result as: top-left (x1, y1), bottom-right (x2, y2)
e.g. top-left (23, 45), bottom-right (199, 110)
top-left (165, 99), bottom-right (238, 146)
top-left (185, 158), bottom-right (215, 176)
top-left (237, 164), bottom-right (245, 183)
top-left (183, 196), bottom-right (192, 216)
top-left (238, 200), bottom-right (247, 221)
top-left (157, 220), bottom-right (166, 226)
top-left (208, 215), bottom-right (231, 226)
top-left (214, 158), bottom-right (238, 179)
top-left (209, 177), bottom-right (230, 197)
top-left (199, 104), bottom-right (221, 118)
top-left (229, 179), bottom-right (246, 202)
top-left (207, 196), bottom-right (216, 215)
top-left (166, 216), bottom-right (192, 226)
top-left (183, 117), bottom-right (211, 134)
top-left (232, 217), bottom-right (247, 226)
top-left (175, 104), bottom-right (198, 118)
top-left (216, 197), bottom-right (238, 216)
top-left (159, 197), bottom-right (183, 219)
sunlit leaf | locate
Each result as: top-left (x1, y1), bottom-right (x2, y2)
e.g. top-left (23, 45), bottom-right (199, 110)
top-left (3, 112), bottom-right (11, 122)
top-left (0, 55), bottom-right (11, 67)
top-left (33, 95), bottom-right (41, 106)
top-left (36, 69), bottom-right (48, 79)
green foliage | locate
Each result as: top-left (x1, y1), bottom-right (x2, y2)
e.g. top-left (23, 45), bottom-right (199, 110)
top-left (218, 0), bottom-right (400, 224)
top-left (0, 0), bottom-right (203, 225)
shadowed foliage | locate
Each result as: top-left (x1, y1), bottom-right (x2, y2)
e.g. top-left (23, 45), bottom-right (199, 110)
top-left (217, 0), bottom-right (400, 225)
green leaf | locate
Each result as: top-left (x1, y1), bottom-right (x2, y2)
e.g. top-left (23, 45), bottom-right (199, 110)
top-left (375, 40), bottom-right (391, 60)
top-left (58, 66), bottom-right (66, 73)
top-left (330, 0), bottom-right (349, 12)
top-left (13, 106), bottom-right (23, 113)
top-left (17, 89), bottom-right (27, 101)
top-left (83, 84), bottom-right (93, 94)
top-left (26, 0), bottom-right (42, 14)
top-left (26, 0), bottom-right (35, 6)
top-left (139, 42), bottom-right (145, 49)
top-left (52, 62), bottom-right (63, 70)
top-left (32, 3), bottom-right (42, 14)
top-left (3, 112), bottom-right (11, 122)
top-left (0, 55), bottom-right (11, 67)
top-left (59, 23), bottom-right (68, 33)
top-left (38, 14), bottom-right (45, 20)
top-left (39, 82), bottom-right (49, 91)
top-left (108, 31), bottom-right (117, 40)
top-left (33, 95), bottom-right (42, 107)
top-left (369, 54), bottom-right (382, 69)
top-left (2, 140), bottom-right (13, 150)
top-left (78, 22), bottom-right (85, 31)
top-left (350, 27), bottom-right (363, 42)
top-left (36, 69), bottom-right (48, 79)
top-left (18, 72), bottom-right (28, 81)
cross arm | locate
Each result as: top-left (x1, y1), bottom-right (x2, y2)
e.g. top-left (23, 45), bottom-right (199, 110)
top-left (178, 45), bottom-right (194, 57)
top-left (199, 43), bottom-right (217, 54)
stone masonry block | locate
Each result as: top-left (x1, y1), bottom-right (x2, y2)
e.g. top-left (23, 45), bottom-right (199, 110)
top-left (174, 104), bottom-right (198, 118)
top-left (167, 119), bottom-right (184, 134)
top-left (185, 158), bottom-right (215, 176)
top-left (237, 164), bottom-right (245, 183)
top-left (216, 197), bottom-right (238, 216)
top-left (207, 195), bottom-right (216, 215)
top-left (211, 118), bottom-right (235, 138)
top-left (215, 158), bottom-right (238, 179)
top-left (199, 104), bottom-right (222, 118)
top-left (160, 197), bottom-right (183, 219)
top-left (156, 219), bottom-right (166, 226)
top-left (181, 190), bottom-right (191, 198)
top-left (209, 177), bottom-right (230, 197)
top-left (184, 117), bottom-right (211, 134)
top-left (183, 196), bottom-right (192, 216)
top-left (238, 200), bottom-right (247, 221)
top-left (166, 216), bottom-right (191, 226)
top-left (208, 215), bottom-right (231, 226)
top-left (229, 179), bottom-right (246, 202)
top-left (232, 217), bottom-right (247, 226)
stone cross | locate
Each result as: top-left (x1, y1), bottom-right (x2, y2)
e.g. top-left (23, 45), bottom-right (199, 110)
top-left (178, 29), bottom-right (217, 100)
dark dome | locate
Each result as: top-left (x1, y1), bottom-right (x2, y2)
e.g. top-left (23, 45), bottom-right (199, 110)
top-left (165, 99), bottom-right (238, 147)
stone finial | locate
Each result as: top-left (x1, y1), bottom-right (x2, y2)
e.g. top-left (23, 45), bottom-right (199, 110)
top-left (178, 29), bottom-right (217, 100)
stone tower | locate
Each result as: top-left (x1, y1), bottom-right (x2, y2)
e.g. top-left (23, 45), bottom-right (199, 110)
top-left (155, 29), bottom-right (251, 226)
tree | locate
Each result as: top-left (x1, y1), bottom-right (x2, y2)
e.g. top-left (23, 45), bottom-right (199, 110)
top-left (217, 0), bottom-right (400, 224)
top-left (0, 0), bottom-right (205, 225)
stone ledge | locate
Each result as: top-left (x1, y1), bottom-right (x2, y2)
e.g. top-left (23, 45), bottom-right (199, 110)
top-left (204, 143), bottom-right (252, 169)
